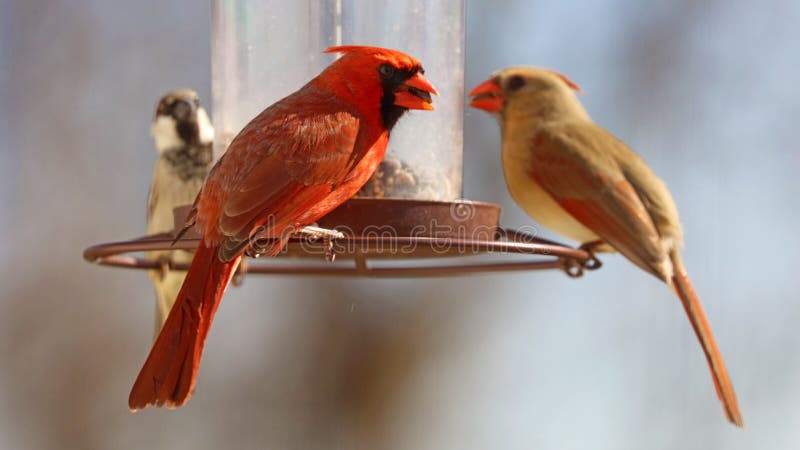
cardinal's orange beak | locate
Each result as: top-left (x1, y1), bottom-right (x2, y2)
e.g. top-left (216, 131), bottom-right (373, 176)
top-left (469, 79), bottom-right (503, 112)
top-left (394, 72), bottom-right (439, 111)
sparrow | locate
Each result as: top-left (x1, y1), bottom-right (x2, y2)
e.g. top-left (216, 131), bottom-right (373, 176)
top-left (146, 89), bottom-right (214, 337)
top-left (470, 67), bottom-right (742, 426)
top-left (129, 46), bottom-right (438, 410)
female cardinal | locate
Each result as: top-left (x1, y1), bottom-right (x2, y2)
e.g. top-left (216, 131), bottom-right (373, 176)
top-left (469, 67), bottom-right (742, 426)
top-left (129, 46), bottom-right (437, 410)
top-left (146, 89), bottom-right (214, 338)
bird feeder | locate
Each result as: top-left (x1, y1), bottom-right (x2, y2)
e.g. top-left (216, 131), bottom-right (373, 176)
top-left (84, 0), bottom-right (597, 277)
top-left (212, 0), bottom-right (463, 200)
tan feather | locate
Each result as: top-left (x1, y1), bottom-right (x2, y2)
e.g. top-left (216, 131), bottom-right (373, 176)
top-left (473, 66), bottom-right (742, 426)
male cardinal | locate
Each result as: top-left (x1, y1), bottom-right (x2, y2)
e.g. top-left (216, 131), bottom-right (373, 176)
top-left (146, 89), bottom-right (214, 337)
top-left (470, 67), bottom-right (742, 426)
top-left (129, 46), bottom-right (437, 410)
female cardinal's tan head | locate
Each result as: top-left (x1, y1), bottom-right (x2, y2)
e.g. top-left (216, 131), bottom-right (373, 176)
top-left (469, 67), bottom-right (588, 123)
top-left (316, 46), bottom-right (439, 130)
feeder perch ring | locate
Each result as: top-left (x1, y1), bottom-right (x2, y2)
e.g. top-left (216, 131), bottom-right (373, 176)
top-left (82, 199), bottom-right (598, 278)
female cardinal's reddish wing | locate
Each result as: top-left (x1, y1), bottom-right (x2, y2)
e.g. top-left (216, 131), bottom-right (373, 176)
top-left (529, 122), bottom-right (669, 279)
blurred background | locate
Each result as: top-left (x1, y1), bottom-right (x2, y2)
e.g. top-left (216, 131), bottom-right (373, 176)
top-left (2, 0), bottom-right (799, 449)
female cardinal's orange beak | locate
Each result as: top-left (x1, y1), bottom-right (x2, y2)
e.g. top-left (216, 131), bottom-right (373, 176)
top-left (469, 79), bottom-right (503, 112)
top-left (394, 72), bottom-right (439, 111)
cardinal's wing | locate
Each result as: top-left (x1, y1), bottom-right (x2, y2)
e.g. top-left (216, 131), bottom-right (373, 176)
top-left (197, 87), bottom-right (364, 260)
top-left (529, 122), bottom-right (669, 279)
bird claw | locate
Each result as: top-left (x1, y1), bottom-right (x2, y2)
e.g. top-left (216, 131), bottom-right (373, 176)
top-left (578, 241), bottom-right (603, 271)
top-left (560, 241), bottom-right (604, 278)
top-left (295, 225), bottom-right (345, 240)
top-left (294, 225), bottom-right (344, 262)
top-left (324, 240), bottom-right (337, 262)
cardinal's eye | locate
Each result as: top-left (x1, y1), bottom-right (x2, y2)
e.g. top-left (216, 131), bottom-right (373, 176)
top-left (379, 64), bottom-right (396, 78)
top-left (507, 75), bottom-right (526, 91)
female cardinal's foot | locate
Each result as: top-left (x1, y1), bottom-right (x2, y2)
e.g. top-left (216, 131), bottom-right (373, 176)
top-left (560, 241), bottom-right (604, 278)
top-left (578, 240), bottom-right (604, 271)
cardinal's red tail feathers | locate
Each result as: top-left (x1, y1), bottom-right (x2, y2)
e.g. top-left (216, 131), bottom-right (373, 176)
top-left (670, 253), bottom-right (743, 427)
top-left (129, 241), bottom-right (240, 411)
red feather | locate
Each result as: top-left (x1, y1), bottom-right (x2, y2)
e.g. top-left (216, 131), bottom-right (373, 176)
top-left (129, 47), bottom-right (435, 410)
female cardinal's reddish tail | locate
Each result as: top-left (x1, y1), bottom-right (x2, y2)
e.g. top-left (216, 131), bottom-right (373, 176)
top-left (670, 252), bottom-right (742, 426)
top-left (128, 46), bottom-right (437, 410)
top-left (129, 242), bottom-right (240, 410)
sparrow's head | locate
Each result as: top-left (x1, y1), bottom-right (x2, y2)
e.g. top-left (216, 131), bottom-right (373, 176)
top-left (151, 89), bottom-right (214, 153)
top-left (469, 67), bottom-right (585, 122)
top-left (319, 46), bottom-right (439, 130)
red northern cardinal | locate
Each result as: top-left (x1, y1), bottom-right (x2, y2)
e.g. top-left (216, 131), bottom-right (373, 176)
top-left (129, 46), bottom-right (437, 410)
top-left (146, 89), bottom-right (215, 337)
top-left (469, 67), bottom-right (742, 426)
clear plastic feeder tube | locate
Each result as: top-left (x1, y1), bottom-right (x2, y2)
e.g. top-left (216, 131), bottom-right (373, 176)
top-left (212, 0), bottom-right (465, 201)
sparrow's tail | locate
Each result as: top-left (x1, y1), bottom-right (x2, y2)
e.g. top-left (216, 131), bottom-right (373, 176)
top-left (129, 241), bottom-right (240, 411)
top-left (670, 251), bottom-right (743, 427)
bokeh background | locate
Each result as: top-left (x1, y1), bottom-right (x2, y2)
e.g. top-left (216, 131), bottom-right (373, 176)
top-left (2, 0), bottom-right (799, 449)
